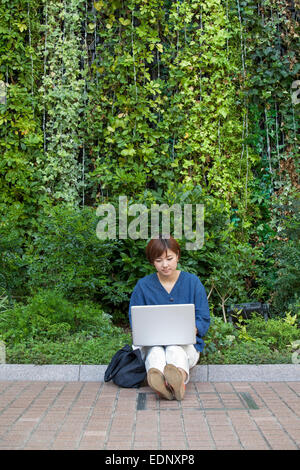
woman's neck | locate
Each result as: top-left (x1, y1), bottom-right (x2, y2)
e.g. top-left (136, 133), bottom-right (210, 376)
top-left (157, 269), bottom-right (180, 284)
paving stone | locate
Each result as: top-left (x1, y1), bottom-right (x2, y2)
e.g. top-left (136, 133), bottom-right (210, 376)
top-left (0, 379), bottom-right (299, 450)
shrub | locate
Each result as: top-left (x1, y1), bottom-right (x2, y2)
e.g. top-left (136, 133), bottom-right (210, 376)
top-left (245, 313), bottom-right (299, 350)
top-left (270, 198), bottom-right (300, 316)
top-left (272, 240), bottom-right (300, 316)
top-left (0, 288), bottom-right (126, 345)
top-left (202, 314), bottom-right (239, 355)
top-left (0, 212), bottom-right (29, 300)
top-left (201, 312), bottom-right (299, 365)
top-left (24, 204), bottom-right (154, 323)
top-left (23, 193), bottom-right (235, 324)
top-left (200, 341), bottom-right (291, 365)
top-left (6, 334), bottom-right (131, 365)
top-left (25, 205), bottom-right (117, 302)
top-left (2, 288), bottom-right (132, 364)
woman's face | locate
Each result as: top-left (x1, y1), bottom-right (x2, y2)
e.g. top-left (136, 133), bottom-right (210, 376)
top-left (153, 249), bottom-right (179, 277)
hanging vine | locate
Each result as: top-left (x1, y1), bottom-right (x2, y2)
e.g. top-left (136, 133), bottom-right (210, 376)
top-left (38, 0), bottom-right (87, 204)
top-left (0, 0), bottom-right (45, 229)
top-left (84, 0), bottom-right (252, 230)
top-left (231, 0), bottom-right (299, 244)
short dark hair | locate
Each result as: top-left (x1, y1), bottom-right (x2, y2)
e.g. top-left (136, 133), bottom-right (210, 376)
top-left (145, 235), bottom-right (181, 264)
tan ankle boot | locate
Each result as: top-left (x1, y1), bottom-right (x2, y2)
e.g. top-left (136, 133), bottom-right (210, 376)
top-left (163, 364), bottom-right (186, 401)
top-left (147, 368), bottom-right (174, 400)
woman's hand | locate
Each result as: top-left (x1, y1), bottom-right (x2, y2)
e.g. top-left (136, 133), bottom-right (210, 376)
top-left (195, 327), bottom-right (198, 336)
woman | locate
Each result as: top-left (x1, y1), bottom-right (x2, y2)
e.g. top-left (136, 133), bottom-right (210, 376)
top-left (128, 235), bottom-right (210, 401)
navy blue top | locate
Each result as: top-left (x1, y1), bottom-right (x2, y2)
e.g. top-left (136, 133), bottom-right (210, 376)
top-left (128, 271), bottom-right (210, 352)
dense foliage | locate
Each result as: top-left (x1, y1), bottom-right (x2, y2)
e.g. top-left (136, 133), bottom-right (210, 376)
top-left (0, 289), bottom-right (131, 364)
top-left (0, 1), bottom-right (299, 363)
top-left (1, 289), bottom-right (298, 364)
top-left (199, 312), bottom-right (299, 364)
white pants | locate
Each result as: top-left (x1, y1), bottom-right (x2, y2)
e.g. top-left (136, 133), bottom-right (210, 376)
top-left (133, 345), bottom-right (200, 384)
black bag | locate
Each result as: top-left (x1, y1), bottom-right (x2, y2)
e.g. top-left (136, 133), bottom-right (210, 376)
top-left (104, 344), bottom-right (146, 388)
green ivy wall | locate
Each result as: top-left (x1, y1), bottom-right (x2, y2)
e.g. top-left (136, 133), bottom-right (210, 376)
top-left (1, 0), bottom-right (298, 212)
top-left (0, 0), bottom-right (299, 316)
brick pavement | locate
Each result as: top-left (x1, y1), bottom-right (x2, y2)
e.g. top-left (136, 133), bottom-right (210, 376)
top-left (0, 380), bottom-right (299, 450)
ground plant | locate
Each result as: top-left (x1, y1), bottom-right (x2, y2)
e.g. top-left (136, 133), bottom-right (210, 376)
top-left (1, 289), bottom-right (131, 364)
top-left (0, 1), bottom-right (299, 365)
top-left (1, 294), bottom-right (299, 364)
top-left (199, 312), bottom-right (299, 365)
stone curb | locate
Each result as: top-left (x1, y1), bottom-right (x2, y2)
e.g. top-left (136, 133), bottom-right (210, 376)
top-left (0, 364), bottom-right (299, 382)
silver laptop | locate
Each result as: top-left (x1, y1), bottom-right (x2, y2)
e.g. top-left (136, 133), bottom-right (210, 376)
top-left (131, 304), bottom-right (196, 346)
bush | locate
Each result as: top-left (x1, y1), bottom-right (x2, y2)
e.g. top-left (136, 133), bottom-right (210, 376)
top-left (0, 212), bottom-right (29, 300)
top-left (200, 312), bottom-right (299, 364)
top-left (272, 240), bottom-right (300, 316)
top-left (24, 204), bottom-right (155, 323)
top-left (6, 335), bottom-right (131, 365)
top-left (2, 289), bottom-right (299, 365)
top-left (1, 288), bottom-right (110, 342)
top-left (25, 205), bottom-right (117, 302)
top-left (245, 313), bottom-right (299, 350)
top-left (201, 341), bottom-right (291, 365)
top-left (202, 315), bottom-right (239, 355)
top-left (0, 289), bottom-right (131, 364)
top-left (270, 198), bottom-right (300, 316)
top-left (23, 194), bottom-right (235, 324)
